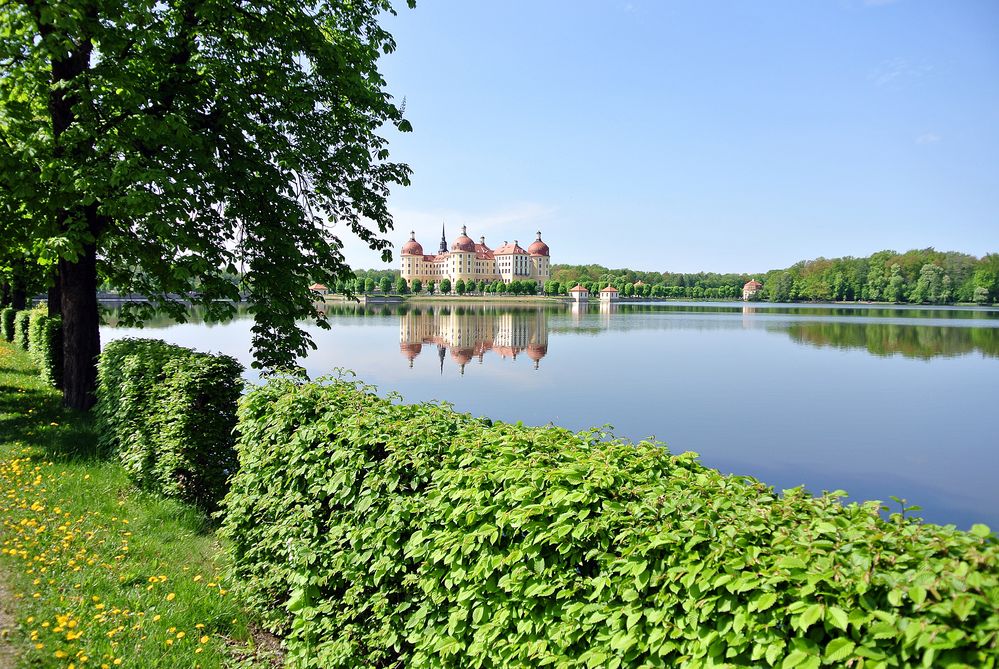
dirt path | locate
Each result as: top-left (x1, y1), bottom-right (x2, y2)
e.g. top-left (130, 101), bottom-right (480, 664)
top-left (0, 572), bottom-right (18, 669)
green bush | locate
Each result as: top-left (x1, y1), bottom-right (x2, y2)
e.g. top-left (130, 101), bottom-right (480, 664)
top-left (0, 307), bottom-right (14, 342)
top-left (95, 338), bottom-right (243, 509)
top-left (13, 309), bottom-right (32, 350)
top-left (27, 312), bottom-right (63, 388)
top-left (222, 379), bottom-right (999, 669)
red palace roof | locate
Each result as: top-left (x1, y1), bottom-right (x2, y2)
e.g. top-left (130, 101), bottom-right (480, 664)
top-left (569, 284), bottom-right (588, 292)
top-left (743, 280), bottom-right (763, 289)
top-left (600, 285), bottom-right (619, 293)
top-left (493, 241), bottom-right (529, 255)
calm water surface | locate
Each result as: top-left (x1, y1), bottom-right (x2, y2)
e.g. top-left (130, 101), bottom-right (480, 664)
top-left (102, 300), bottom-right (999, 530)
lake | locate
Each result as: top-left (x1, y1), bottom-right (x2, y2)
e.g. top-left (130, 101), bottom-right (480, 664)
top-left (101, 300), bottom-right (999, 530)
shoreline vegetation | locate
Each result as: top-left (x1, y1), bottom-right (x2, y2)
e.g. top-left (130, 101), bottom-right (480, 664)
top-left (3, 330), bottom-right (998, 667)
top-left (343, 247), bottom-right (999, 306)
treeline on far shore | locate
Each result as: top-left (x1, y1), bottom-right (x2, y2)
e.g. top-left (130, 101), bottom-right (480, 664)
top-left (348, 249), bottom-right (999, 304)
top-left (549, 249), bottom-right (999, 304)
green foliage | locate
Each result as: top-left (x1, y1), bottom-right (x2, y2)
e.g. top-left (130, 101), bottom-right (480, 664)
top-left (411, 278), bottom-right (423, 294)
top-left (28, 312), bottom-right (63, 388)
top-left (0, 306), bottom-right (14, 341)
top-left (95, 338), bottom-right (242, 510)
top-left (439, 278), bottom-right (451, 295)
top-left (454, 279), bottom-right (466, 295)
top-left (13, 309), bottom-right (32, 350)
top-left (0, 0), bottom-right (414, 377)
top-left (222, 379), bottom-right (999, 669)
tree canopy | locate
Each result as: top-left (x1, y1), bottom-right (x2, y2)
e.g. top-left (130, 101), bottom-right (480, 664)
top-left (0, 0), bottom-right (415, 407)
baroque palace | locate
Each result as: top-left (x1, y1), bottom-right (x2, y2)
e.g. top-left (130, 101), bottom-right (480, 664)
top-left (400, 225), bottom-right (551, 286)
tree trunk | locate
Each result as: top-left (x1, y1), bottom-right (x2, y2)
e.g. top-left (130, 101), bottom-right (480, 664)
top-left (60, 243), bottom-right (100, 410)
top-left (11, 284), bottom-right (26, 311)
top-left (48, 280), bottom-right (62, 317)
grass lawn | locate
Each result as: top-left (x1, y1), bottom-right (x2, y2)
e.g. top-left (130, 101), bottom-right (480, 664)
top-left (0, 342), bottom-right (276, 668)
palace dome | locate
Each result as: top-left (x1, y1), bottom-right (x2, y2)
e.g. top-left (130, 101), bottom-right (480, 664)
top-left (528, 231), bottom-right (549, 256)
top-left (451, 225), bottom-right (475, 252)
top-left (401, 231), bottom-right (423, 256)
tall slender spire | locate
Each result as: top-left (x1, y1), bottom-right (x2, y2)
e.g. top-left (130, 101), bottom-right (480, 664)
top-left (438, 220), bottom-right (448, 254)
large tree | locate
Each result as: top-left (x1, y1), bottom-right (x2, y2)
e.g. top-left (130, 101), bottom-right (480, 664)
top-left (0, 0), bottom-right (414, 408)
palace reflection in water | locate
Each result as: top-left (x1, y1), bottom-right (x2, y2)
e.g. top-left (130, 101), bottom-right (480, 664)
top-left (399, 307), bottom-right (549, 372)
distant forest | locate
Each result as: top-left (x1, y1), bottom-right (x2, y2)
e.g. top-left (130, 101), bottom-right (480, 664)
top-left (354, 248), bottom-right (999, 304)
top-left (550, 249), bottom-right (999, 304)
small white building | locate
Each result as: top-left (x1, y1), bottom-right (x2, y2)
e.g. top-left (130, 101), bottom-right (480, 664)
top-left (599, 285), bottom-right (619, 302)
top-left (742, 280), bottom-right (763, 301)
top-left (569, 284), bottom-right (589, 304)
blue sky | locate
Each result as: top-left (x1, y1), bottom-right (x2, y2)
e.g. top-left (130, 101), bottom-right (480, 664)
top-left (343, 0), bottom-right (999, 274)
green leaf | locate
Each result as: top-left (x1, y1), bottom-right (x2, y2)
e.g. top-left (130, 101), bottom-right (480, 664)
top-left (969, 523), bottom-right (991, 538)
top-left (799, 603), bottom-right (823, 631)
top-left (825, 605), bottom-right (849, 631)
top-left (824, 638), bottom-right (855, 663)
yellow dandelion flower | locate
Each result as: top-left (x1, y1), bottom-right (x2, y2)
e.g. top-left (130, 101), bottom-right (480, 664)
top-left (199, 635), bottom-right (209, 644)
top-left (166, 592), bottom-right (175, 601)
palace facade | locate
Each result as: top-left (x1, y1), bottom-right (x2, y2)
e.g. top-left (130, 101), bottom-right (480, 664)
top-left (400, 225), bottom-right (551, 286)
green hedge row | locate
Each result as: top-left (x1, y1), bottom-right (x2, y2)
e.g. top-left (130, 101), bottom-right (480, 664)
top-left (221, 378), bottom-right (999, 669)
top-left (95, 338), bottom-right (243, 510)
top-left (0, 307), bottom-right (15, 342)
top-left (13, 309), bottom-right (32, 350)
top-left (27, 311), bottom-right (63, 388)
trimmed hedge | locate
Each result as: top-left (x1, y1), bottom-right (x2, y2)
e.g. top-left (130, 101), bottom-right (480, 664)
top-left (222, 378), bottom-right (999, 669)
top-left (27, 312), bottom-right (63, 388)
top-left (95, 338), bottom-right (243, 510)
top-left (0, 307), bottom-right (14, 342)
top-left (13, 309), bottom-right (32, 350)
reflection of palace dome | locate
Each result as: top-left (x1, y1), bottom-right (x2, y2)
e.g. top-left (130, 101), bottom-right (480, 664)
top-left (451, 225), bottom-right (475, 252)
top-left (526, 343), bottom-right (548, 362)
top-left (401, 231), bottom-right (424, 256)
top-left (400, 342), bottom-right (423, 360)
top-left (451, 347), bottom-right (474, 365)
top-left (528, 231), bottom-right (550, 256)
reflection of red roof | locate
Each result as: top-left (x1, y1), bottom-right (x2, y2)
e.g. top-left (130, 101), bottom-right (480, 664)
top-left (451, 347), bottom-right (474, 365)
top-left (400, 343), bottom-right (423, 360)
top-left (494, 242), bottom-right (528, 255)
top-left (743, 280), bottom-right (763, 290)
top-left (569, 284), bottom-right (588, 293)
top-left (526, 343), bottom-right (548, 361)
top-left (600, 286), bottom-right (618, 293)
top-left (309, 283), bottom-right (328, 292)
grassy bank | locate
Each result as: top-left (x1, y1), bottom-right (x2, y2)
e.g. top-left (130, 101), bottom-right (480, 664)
top-left (0, 343), bottom-right (273, 668)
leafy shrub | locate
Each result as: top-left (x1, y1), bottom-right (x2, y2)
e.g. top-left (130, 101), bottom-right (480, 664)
top-left (13, 309), bottom-right (33, 350)
top-left (222, 379), bottom-right (999, 669)
top-left (95, 338), bottom-right (243, 509)
top-left (1, 307), bottom-right (14, 342)
top-left (27, 313), bottom-right (63, 388)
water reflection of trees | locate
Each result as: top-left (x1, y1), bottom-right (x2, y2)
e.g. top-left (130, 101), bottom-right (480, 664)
top-left (100, 303), bottom-right (253, 328)
top-left (784, 321), bottom-right (999, 359)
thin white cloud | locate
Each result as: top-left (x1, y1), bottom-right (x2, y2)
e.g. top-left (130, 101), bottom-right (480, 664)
top-left (916, 133), bottom-right (941, 145)
top-left (869, 58), bottom-right (932, 89)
